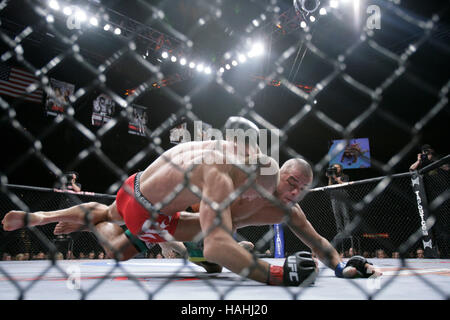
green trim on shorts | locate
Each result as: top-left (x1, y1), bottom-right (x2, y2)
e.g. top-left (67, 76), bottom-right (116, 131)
top-left (184, 241), bottom-right (206, 262)
top-left (124, 229), bottom-right (148, 253)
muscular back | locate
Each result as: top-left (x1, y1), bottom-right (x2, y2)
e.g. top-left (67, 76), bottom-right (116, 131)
top-left (138, 140), bottom-right (257, 215)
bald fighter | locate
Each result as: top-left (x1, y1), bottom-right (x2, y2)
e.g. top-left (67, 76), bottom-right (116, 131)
top-left (161, 157), bottom-right (381, 280)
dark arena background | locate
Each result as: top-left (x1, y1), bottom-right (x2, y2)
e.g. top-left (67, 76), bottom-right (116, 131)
top-left (0, 0), bottom-right (449, 302)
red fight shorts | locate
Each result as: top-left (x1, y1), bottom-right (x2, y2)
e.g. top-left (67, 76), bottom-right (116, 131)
top-left (116, 172), bottom-right (180, 243)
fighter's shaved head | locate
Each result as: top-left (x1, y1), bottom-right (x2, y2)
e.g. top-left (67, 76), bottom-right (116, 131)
top-left (281, 158), bottom-right (313, 178)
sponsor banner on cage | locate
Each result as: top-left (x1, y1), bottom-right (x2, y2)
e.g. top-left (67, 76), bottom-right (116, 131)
top-left (127, 104), bottom-right (148, 136)
top-left (45, 78), bottom-right (75, 116)
top-left (274, 224), bottom-right (285, 258)
top-left (410, 173), bottom-right (438, 258)
top-left (91, 93), bottom-right (116, 127)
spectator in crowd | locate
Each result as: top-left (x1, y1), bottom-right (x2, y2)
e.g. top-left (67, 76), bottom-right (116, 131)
top-left (147, 252), bottom-right (155, 259)
top-left (53, 234), bottom-right (73, 259)
top-left (97, 252), bottom-right (105, 259)
top-left (416, 248), bottom-right (425, 259)
top-left (376, 249), bottom-right (387, 259)
top-left (34, 252), bottom-right (46, 260)
top-left (2, 253), bottom-right (12, 261)
top-left (78, 252), bottom-right (86, 259)
top-left (55, 252), bottom-right (64, 260)
top-left (156, 253), bottom-right (163, 259)
top-left (15, 253), bottom-right (25, 261)
top-left (88, 251), bottom-right (96, 259)
top-left (327, 163), bottom-right (351, 242)
top-left (23, 252), bottom-right (30, 261)
top-left (362, 251), bottom-right (370, 258)
top-left (392, 251), bottom-right (400, 259)
top-left (348, 247), bottom-right (356, 257)
top-left (66, 250), bottom-right (75, 260)
top-left (164, 250), bottom-right (177, 258)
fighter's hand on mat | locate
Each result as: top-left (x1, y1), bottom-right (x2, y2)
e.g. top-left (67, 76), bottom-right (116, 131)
top-left (336, 256), bottom-right (383, 278)
top-left (268, 251), bottom-right (318, 286)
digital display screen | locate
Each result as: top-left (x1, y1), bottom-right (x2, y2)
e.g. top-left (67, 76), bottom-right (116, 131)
top-left (328, 138), bottom-right (371, 169)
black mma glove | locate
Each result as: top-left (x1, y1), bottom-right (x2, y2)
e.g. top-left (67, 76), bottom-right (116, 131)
top-left (335, 255), bottom-right (374, 278)
top-left (268, 251), bottom-right (318, 286)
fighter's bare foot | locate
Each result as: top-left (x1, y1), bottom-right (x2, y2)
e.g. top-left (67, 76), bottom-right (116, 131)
top-left (54, 221), bottom-right (87, 235)
top-left (1, 210), bottom-right (43, 231)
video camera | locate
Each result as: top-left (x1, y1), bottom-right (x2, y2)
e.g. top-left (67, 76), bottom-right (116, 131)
top-left (420, 150), bottom-right (432, 166)
top-left (326, 166), bottom-right (338, 177)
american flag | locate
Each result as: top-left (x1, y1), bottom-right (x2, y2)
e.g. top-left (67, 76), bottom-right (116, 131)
top-left (0, 64), bottom-right (43, 103)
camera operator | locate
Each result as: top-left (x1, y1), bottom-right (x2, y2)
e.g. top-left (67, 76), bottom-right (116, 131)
top-left (52, 172), bottom-right (81, 256)
top-left (327, 164), bottom-right (349, 186)
top-left (409, 145), bottom-right (436, 172)
top-left (327, 164), bottom-right (351, 243)
top-left (59, 172), bottom-right (82, 192)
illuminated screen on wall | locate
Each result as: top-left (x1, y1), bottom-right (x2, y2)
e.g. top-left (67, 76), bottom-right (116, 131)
top-left (328, 138), bottom-right (371, 169)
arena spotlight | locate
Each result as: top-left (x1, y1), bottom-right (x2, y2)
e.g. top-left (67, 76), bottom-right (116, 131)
top-left (161, 51), bottom-right (169, 59)
top-left (330, 0), bottom-right (339, 8)
top-left (196, 64), bottom-right (204, 72)
top-left (238, 54), bottom-right (247, 63)
top-left (248, 42), bottom-right (264, 57)
top-left (219, 67), bottom-right (225, 73)
top-left (63, 6), bottom-right (72, 15)
top-left (309, 15), bottom-right (316, 22)
top-left (171, 56), bottom-right (177, 62)
top-left (114, 27), bottom-right (121, 35)
top-left (294, 0), bottom-right (321, 14)
top-left (231, 60), bottom-right (238, 67)
top-left (89, 17), bottom-right (99, 26)
top-left (103, 23), bottom-right (111, 31)
top-left (48, 0), bottom-right (60, 10)
top-left (189, 62), bottom-right (196, 69)
top-left (180, 58), bottom-right (187, 65)
top-left (319, 7), bottom-right (327, 15)
top-left (204, 67), bottom-right (212, 74)
top-left (75, 9), bottom-right (87, 22)
top-left (225, 64), bottom-right (231, 70)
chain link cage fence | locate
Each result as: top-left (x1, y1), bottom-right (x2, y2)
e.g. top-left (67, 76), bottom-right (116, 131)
top-left (0, 0), bottom-right (449, 301)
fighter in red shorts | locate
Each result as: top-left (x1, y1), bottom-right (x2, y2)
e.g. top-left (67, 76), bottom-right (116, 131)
top-left (115, 171), bottom-right (181, 243)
